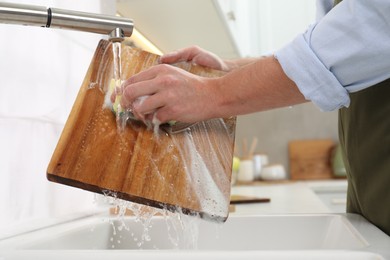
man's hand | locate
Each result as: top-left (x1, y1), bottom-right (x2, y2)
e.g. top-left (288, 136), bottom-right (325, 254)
top-left (159, 45), bottom-right (231, 72)
top-left (119, 64), bottom-right (221, 124)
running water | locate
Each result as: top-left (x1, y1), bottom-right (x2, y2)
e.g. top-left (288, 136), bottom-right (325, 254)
top-left (112, 42), bottom-right (128, 131)
top-left (98, 191), bottom-right (209, 249)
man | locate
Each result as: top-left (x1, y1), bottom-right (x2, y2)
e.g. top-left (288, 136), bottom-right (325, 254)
top-left (118, 0), bottom-right (390, 235)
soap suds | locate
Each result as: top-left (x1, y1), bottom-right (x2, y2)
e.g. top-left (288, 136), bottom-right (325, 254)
top-left (170, 127), bottom-right (230, 218)
top-left (152, 113), bottom-right (161, 138)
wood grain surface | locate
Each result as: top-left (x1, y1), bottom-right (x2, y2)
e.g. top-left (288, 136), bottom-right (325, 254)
top-left (47, 40), bottom-right (236, 221)
top-left (289, 139), bottom-right (335, 180)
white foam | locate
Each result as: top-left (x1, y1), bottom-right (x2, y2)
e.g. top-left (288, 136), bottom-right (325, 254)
top-left (171, 129), bottom-right (229, 218)
top-left (152, 113), bottom-right (161, 138)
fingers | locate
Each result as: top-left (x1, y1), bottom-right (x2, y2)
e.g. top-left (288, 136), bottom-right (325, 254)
top-left (131, 95), bottom-right (171, 124)
top-left (160, 46), bottom-right (227, 71)
top-left (153, 105), bottom-right (177, 124)
top-left (121, 81), bottom-right (157, 108)
top-left (133, 94), bottom-right (165, 117)
top-left (120, 65), bottom-right (168, 107)
top-left (113, 62), bottom-right (203, 125)
top-left (192, 52), bottom-right (228, 71)
top-left (110, 91), bottom-right (116, 103)
top-left (160, 46), bottom-right (203, 64)
top-left (122, 65), bottom-right (161, 87)
top-left (119, 64), bottom-right (179, 121)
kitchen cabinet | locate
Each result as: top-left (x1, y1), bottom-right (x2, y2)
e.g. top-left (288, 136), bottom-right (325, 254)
top-left (215, 0), bottom-right (316, 57)
top-left (116, 0), bottom-right (239, 58)
top-left (117, 0), bottom-right (316, 58)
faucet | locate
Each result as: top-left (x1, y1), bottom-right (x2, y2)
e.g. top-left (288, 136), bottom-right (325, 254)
top-left (0, 2), bottom-right (133, 42)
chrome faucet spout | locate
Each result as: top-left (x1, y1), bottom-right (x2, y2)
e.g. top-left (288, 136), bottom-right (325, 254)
top-left (109, 28), bottom-right (125, 42)
top-left (0, 2), bottom-right (133, 41)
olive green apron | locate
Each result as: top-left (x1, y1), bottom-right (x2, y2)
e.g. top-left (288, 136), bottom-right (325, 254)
top-left (335, 0), bottom-right (390, 237)
top-left (339, 81), bottom-right (390, 236)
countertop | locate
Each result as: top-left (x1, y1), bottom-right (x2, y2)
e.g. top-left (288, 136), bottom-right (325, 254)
top-left (230, 180), bottom-right (348, 215)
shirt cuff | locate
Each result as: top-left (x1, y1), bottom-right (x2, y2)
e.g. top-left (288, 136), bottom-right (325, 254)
top-left (274, 28), bottom-right (350, 111)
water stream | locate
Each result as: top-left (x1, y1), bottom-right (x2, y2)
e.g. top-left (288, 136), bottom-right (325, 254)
top-left (112, 42), bottom-right (128, 131)
top-left (98, 192), bottom-right (210, 249)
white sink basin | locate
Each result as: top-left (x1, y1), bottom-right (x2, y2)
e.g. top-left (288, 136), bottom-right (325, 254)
top-left (0, 214), bottom-right (388, 259)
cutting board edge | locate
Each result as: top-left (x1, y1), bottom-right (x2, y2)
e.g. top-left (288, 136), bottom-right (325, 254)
top-left (46, 172), bottom-right (228, 222)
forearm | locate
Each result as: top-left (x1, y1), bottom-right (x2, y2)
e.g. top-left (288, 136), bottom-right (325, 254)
top-left (223, 57), bottom-right (259, 71)
top-left (207, 56), bottom-right (307, 118)
top-left (121, 53), bottom-right (307, 124)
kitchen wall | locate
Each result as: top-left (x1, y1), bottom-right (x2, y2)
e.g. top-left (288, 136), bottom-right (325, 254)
top-left (0, 0), bottom-right (115, 235)
top-left (236, 105), bottom-right (339, 175)
top-left (218, 0), bottom-right (339, 173)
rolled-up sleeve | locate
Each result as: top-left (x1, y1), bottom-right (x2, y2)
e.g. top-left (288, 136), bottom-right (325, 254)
top-left (274, 0), bottom-right (390, 111)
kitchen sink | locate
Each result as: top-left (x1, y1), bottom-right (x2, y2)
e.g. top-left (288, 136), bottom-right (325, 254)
top-left (308, 180), bottom-right (348, 213)
top-left (0, 214), bottom-right (388, 259)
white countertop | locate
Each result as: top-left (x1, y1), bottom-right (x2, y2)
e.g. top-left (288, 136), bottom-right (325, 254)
top-left (230, 180), bottom-right (348, 215)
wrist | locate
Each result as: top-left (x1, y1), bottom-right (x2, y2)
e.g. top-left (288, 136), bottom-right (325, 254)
top-left (202, 77), bottom-right (232, 119)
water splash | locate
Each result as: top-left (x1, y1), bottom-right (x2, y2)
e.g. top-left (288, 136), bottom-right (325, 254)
top-left (99, 191), bottom-right (208, 249)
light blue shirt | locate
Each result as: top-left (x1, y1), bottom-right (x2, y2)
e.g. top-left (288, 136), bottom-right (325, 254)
top-left (274, 0), bottom-right (390, 111)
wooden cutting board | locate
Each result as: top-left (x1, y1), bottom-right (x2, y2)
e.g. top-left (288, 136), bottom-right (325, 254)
top-left (289, 139), bottom-right (335, 180)
top-left (47, 40), bottom-right (236, 222)
top-left (230, 195), bottom-right (270, 204)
